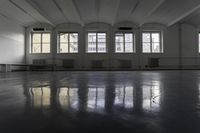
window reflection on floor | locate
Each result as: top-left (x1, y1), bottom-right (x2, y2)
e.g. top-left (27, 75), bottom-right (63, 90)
top-left (30, 87), bottom-right (51, 108)
top-left (114, 86), bottom-right (134, 108)
top-left (87, 88), bottom-right (105, 112)
top-left (143, 82), bottom-right (161, 112)
top-left (58, 88), bottom-right (79, 110)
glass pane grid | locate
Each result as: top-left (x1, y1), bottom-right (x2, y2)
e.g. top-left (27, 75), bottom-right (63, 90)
top-left (115, 33), bottom-right (134, 53)
top-left (87, 32), bottom-right (106, 53)
top-left (59, 33), bottom-right (78, 53)
top-left (31, 33), bottom-right (51, 53)
top-left (142, 32), bottom-right (162, 53)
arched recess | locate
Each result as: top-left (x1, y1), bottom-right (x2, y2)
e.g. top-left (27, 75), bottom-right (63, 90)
top-left (26, 23), bottom-right (54, 65)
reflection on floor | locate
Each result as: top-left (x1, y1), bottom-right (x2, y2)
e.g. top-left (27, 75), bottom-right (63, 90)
top-left (0, 71), bottom-right (200, 133)
top-left (26, 85), bottom-right (160, 113)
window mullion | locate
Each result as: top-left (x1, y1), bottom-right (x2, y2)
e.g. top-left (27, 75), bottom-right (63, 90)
top-left (68, 33), bottom-right (70, 53)
top-left (133, 33), bottom-right (134, 52)
top-left (124, 33), bottom-right (125, 53)
top-left (58, 33), bottom-right (60, 53)
top-left (41, 33), bottom-right (42, 53)
top-left (150, 33), bottom-right (152, 53)
top-left (31, 33), bottom-right (33, 53)
top-left (96, 33), bottom-right (98, 53)
top-left (160, 32), bottom-right (162, 53)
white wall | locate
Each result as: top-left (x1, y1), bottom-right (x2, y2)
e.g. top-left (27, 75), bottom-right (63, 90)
top-left (26, 22), bottom-right (200, 70)
top-left (0, 15), bottom-right (25, 64)
top-left (181, 23), bottom-right (199, 68)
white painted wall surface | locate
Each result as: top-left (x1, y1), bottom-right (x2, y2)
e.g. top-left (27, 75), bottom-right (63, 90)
top-left (0, 15), bottom-right (25, 64)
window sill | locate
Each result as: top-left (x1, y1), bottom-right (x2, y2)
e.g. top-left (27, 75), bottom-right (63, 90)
top-left (29, 53), bottom-right (51, 55)
top-left (142, 52), bottom-right (163, 54)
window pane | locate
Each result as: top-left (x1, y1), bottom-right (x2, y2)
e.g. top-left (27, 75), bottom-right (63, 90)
top-left (125, 33), bottom-right (133, 42)
top-left (69, 42), bottom-right (78, 53)
top-left (42, 33), bottom-right (50, 43)
top-left (115, 33), bottom-right (124, 42)
top-left (115, 33), bottom-right (124, 53)
top-left (125, 42), bottom-right (133, 53)
top-left (125, 33), bottom-right (133, 53)
top-left (97, 33), bottom-right (106, 53)
top-left (88, 42), bottom-right (96, 53)
top-left (152, 33), bottom-right (160, 42)
top-left (98, 33), bottom-right (106, 42)
top-left (41, 33), bottom-right (50, 53)
top-left (59, 33), bottom-right (78, 53)
top-left (116, 42), bottom-right (124, 53)
top-left (32, 33), bottom-right (41, 53)
top-left (60, 43), bottom-right (68, 53)
top-left (32, 33), bottom-right (41, 43)
top-left (88, 33), bottom-right (96, 42)
top-left (33, 43), bottom-right (41, 53)
top-left (143, 43), bottom-right (151, 53)
top-left (152, 42), bottom-right (161, 53)
top-left (69, 33), bottom-right (78, 43)
top-left (42, 43), bottom-right (50, 53)
top-left (98, 42), bottom-right (106, 53)
top-left (60, 33), bottom-right (68, 43)
top-left (143, 33), bottom-right (150, 42)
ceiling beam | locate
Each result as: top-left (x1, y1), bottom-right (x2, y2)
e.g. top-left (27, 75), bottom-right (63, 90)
top-left (130, 0), bottom-right (140, 15)
top-left (168, 4), bottom-right (200, 26)
top-left (71, 0), bottom-right (84, 26)
top-left (139, 0), bottom-right (165, 26)
top-left (95, 0), bottom-right (100, 21)
top-left (0, 12), bottom-right (26, 26)
top-left (112, 0), bottom-right (121, 25)
top-left (8, 0), bottom-right (39, 24)
top-left (25, 0), bottom-right (55, 26)
top-left (52, 0), bottom-right (70, 22)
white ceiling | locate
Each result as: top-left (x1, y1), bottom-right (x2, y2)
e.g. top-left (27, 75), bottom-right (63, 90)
top-left (1, 0), bottom-right (200, 27)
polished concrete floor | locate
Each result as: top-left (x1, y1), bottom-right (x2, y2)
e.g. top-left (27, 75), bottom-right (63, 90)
top-left (0, 71), bottom-right (200, 133)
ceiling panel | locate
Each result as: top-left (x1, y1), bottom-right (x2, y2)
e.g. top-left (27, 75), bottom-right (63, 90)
top-left (147, 0), bottom-right (200, 26)
top-left (114, 0), bottom-right (138, 24)
top-left (0, 0), bottom-right (35, 26)
top-left (27, 0), bottom-right (67, 25)
top-left (9, 0), bottom-right (53, 25)
top-left (0, 0), bottom-right (200, 27)
top-left (74, 0), bottom-right (98, 24)
top-left (181, 6), bottom-right (200, 26)
top-left (54, 0), bottom-right (82, 24)
top-left (98, 0), bottom-right (120, 24)
top-left (128, 0), bottom-right (165, 25)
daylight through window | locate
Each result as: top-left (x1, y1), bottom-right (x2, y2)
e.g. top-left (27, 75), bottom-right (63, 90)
top-left (87, 33), bottom-right (106, 53)
top-left (31, 33), bottom-right (51, 53)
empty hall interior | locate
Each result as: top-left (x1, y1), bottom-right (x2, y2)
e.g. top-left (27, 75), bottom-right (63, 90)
top-left (1, 0), bottom-right (200, 133)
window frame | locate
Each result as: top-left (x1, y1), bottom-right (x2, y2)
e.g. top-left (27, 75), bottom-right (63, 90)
top-left (198, 32), bottom-right (200, 53)
top-left (142, 31), bottom-right (163, 53)
top-left (30, 32), bottom-right (51, 54)
top-left (86, 32), bottom-right (107, 53)
top-left (115, 32), bottom-right (135, 53)
top-left (58, 32), bottom-right (79, 54)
